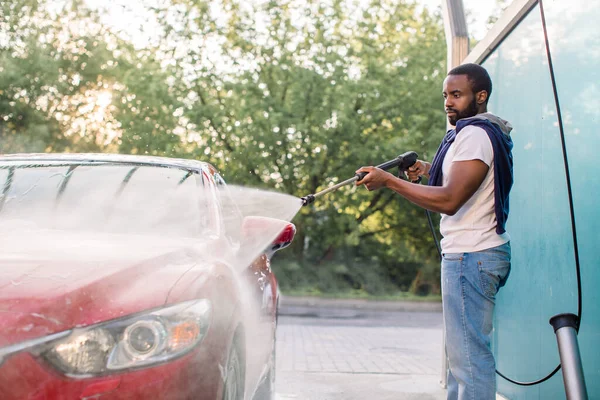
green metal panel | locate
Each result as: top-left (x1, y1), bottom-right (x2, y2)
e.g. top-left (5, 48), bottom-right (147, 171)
top-left (482, 3), bottom-right (585, 398)
top-left (543, 0), bottom-right (600, 397)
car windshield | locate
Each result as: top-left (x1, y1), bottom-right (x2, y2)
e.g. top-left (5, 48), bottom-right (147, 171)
top-left (0, 161), bottom-right (213, 238)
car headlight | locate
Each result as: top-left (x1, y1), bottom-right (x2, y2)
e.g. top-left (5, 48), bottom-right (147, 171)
top-left (40, 300), bottom-right (211, 377)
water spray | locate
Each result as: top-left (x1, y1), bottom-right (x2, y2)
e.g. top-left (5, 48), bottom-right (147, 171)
top-left (300, 151), bottom-right (419, 206)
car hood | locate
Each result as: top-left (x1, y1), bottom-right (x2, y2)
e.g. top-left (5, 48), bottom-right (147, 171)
top-left (0, 229), bottom-right (218, 347)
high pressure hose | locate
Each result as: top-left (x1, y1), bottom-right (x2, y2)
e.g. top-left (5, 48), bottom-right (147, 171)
top-left (300, 54), bottom-right (583, 385)
top-left (493, 0), bottom-right (583, 386)
top-left (423, 201), bottom-right (566, 386)
top-left (424, 2), bottom-right (583, 387)
top-left (425, 209), bottom-right (442, 259)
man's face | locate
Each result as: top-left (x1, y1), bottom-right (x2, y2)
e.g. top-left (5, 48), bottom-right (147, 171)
top-left (443, 74), bottom-right (479, 126)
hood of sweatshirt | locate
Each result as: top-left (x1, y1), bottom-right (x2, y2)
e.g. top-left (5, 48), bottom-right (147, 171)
top-left (467, 112), bottom-right (513, 136)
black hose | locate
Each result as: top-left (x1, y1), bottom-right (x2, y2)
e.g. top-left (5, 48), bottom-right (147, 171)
top-left (494, 0), bottom-right (582, 386)
top-left (424, 205), bottom-right (564, 385)
top-left (426, 210), bottom-right (441, 259)
top-left (426, 0), bottom-right (583, 387)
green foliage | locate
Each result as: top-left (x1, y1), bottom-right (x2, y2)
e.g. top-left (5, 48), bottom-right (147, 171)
top-left (0, 0), bottom-right (447, 295)
top-left (486, 0), bottom-right (511, 30)
top-left (273, 253), bottom-right (440, 297)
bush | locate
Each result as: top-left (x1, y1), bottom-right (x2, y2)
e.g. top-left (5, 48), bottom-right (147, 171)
top-left (272, 253), bottom-right (440, 297)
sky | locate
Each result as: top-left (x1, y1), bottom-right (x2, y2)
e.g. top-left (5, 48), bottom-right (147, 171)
top-left (421, 0), bottom-right (501, 41)
top-left (84, 0), bottom-right (505, 47)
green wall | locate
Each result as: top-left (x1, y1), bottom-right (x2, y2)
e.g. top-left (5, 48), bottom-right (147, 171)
top-left (481, 1), bottom-right (600, 398)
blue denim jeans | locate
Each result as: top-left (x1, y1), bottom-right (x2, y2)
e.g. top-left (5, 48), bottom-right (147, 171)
top-left (442, 242), bottom-right (511, 400)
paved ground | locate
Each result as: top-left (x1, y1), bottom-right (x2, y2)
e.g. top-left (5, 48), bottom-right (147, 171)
top-left (274, 297), bottom-right (447, 400)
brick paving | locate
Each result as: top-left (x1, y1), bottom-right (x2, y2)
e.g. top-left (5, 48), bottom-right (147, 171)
top-left (274, 305), bottom-right (446, 400)
top-left (276, 321), bottom-right (442, 376)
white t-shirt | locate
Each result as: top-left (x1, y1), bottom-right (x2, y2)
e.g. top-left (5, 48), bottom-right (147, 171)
top-left (439, 125), bottom-right (510, 253)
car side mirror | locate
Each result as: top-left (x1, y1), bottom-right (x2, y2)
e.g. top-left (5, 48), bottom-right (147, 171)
top-left (241, 216), bottom-right (296, 257)
top-left (270, 222), bottom-right (296, 252)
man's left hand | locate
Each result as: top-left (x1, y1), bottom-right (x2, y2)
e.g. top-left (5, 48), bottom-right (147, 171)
top-left (355, 167), bottom-right (393, 191)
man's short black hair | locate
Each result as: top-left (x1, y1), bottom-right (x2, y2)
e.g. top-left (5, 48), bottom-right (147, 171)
top-left (448, 63), bottom-right (492, 102)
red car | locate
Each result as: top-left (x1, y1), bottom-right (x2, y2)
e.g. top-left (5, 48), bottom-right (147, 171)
top-left (0, 154), bottom-right (296, 400)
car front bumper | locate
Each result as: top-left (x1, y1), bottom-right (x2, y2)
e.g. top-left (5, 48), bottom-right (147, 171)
top-left (0, 344), bottom-right (224, 400)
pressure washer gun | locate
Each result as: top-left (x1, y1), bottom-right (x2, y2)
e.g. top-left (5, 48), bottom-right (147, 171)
top-left (301, 151), bottom-right (419, 206)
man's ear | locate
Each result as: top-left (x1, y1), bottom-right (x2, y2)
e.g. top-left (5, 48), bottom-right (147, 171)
top-left (476, 90), bottom-right (488, 105)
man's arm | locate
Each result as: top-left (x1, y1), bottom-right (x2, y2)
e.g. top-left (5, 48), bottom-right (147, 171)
top-left (356, 160), bottom-right (488, 215)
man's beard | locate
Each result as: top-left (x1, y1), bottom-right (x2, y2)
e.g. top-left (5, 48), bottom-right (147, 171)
top-left (447, 98), bottom-right (479, 126)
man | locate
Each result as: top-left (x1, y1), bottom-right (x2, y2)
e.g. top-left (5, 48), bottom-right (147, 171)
top-left (356, 63), bottom-right (513, 400)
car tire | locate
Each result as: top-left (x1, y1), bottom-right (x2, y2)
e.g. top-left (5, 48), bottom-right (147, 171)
top-left (253, 304), bottom-right (277, 400)
top-left (252, 340), bottom-right (275, 400)
top-left (222, 339), bottom-right (245, 400)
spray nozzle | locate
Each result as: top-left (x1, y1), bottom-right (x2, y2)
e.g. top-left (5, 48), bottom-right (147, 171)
top-left (300, 194), bottom-right (315, 206)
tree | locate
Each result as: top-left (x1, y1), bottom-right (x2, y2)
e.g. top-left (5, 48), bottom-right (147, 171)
top-left (146, 0), bottom-right (446, 274)
top-left (1, 0), bottom-right (447, 294)
top-left (0, 0), bottom-right (182, 155)
top-left (486, 0), bottom-right (510, 29)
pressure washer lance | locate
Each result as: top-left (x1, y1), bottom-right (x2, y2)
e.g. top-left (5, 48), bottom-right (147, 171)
top-left (301, 151), bottom-right (419, 206)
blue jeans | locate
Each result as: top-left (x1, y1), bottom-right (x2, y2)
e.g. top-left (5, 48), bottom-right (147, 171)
top-left (442, 242), bottom-right (511, 400)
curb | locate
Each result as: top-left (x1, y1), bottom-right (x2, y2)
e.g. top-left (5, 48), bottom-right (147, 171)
top-left (279, 295), bottom-right (442, 313)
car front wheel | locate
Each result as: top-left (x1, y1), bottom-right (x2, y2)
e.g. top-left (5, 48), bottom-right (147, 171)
top-left (223, 341), bottom-right (245, 400)
top-left (252, 327), bottom-right (276, 400)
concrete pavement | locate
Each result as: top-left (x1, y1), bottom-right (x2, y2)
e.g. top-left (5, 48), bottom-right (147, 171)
top-left (275, 296), bottom-right (446, 400)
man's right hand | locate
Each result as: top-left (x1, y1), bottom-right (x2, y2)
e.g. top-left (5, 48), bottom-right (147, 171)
top-left (407, 160), bottom-right (431, 182)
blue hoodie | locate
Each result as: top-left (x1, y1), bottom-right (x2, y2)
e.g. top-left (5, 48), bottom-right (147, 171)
top-left (428, 113), bottom-right (514, 234)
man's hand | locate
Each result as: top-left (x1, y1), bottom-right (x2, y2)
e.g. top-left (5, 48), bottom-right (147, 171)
top-left (355, 167), bottom-right (394, 191)
top-left (407, 160), bottom-right (431, 182)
